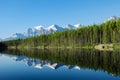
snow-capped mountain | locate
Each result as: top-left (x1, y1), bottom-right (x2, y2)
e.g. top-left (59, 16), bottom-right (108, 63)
top-left (5, 24), bottom-right (81, 40)
top-left (24, 28), bottom-right (34, 36)
top-left (104, 16), bottom-right (118, 23)
top-left (74, 24), bottom-right (81, 28)
top-left (5, 33), bottom-right (26, 40)
top-left (2, 16), bottom-right (120, 41)
top-left (107, 16), bottom-right (117, 21)
top-left (45, 24), bottom-right (65, 33)
top-left (64, 24), bottom-right (81, 30)
top-left (65, 24), bottom-right (77, 29)
top-left (11, 55), bottom-right (80, 70)
top-left (12, 33), bottom-right (25, 39)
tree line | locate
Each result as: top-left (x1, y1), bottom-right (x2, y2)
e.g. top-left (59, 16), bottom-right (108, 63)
top-left (1, 18), bottom-right (120, 48)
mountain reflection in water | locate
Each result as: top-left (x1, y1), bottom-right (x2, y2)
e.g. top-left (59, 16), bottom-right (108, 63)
top-left (0, 48), bottom-right (120, 76)
top-left (11, 55), bottom-right (80, 70)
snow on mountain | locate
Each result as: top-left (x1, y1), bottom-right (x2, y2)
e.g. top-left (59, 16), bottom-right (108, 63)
top-left (107, 16), bottom-right (117, 21)
top-left (5, 24), bottom-right (82, 40)
top-left (34, 25), bottom-right (46, 35)
top-left (74, 24), bottom-right (81, 28)
top-left (34, 25), bottom-right (43, 30)
top-left (46, 24), bottom-right (58, 31)
top-left (11, 55), bottom-right (80, 70)
top-left (65, 24), bottom-right (76, 29)
top-left (64, 24), bottom-right (81, 30)
top-left (104, 16), bottom-right (118, 23)
top-left (45, 24), bottom-right (65, 33)
top-left (2, 16), bottom-right (120, 41)
top-left (23, 24), bottom-right (66, 37)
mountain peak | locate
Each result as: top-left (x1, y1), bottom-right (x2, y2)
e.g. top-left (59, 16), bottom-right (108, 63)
top-left (50, 24), bottom-right (60, 28)
top-left (65, 24), bottom-right (75, 29)
top-left (74, 24), bottom-right (81, 28)
top-left (12, 33), bottom-right (25, 38)
top-left (4, 24), bottom-right (82, 41)
top-left (51, 24), bottom-right (58, 26)
top-left (104, 16), bottom-right (118, 23)
top-left (46, 24), bottom-right (60, 31)
top-left (108, 16), bottom-right (117, 20)
top-left (34, 25), bottom-right (43, 30)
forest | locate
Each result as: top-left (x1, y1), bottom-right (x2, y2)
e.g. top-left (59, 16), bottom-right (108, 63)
top-left (1, 18), bottom-right (120, 48)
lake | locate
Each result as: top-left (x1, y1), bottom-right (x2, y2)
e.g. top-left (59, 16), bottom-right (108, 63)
top-left (0, 49), bottom-right (120, 80)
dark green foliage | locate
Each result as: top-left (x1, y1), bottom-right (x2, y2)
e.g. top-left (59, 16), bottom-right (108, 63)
top-left (3, 39), bottom-right (21, 48)
top-left (0, 42), bottom-right (7, 48)
top-left (0, 42), bottom-right (7, 51)
top-left (2, 18), bottom-right (120, 48)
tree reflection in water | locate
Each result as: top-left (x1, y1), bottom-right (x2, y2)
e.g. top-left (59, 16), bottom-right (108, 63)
top-left (0, 48), bottom-right (120, 76)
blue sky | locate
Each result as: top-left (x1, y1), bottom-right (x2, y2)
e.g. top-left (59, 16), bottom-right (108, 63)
top-left (0, 0), bottom-right (120, 39)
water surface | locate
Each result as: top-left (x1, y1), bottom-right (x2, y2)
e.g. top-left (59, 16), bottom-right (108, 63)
top-left (0, 49), bottom-right (120, 80)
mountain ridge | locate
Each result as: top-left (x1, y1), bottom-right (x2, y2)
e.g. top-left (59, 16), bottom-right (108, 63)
top-left (2, 16), bottom-right (119, 41)
top-left (4, 24), bottom-right (82, 40)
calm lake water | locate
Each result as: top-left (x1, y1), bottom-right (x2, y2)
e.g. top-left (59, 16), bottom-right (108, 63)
top-left (0, 49), bottom-right (120, 80)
